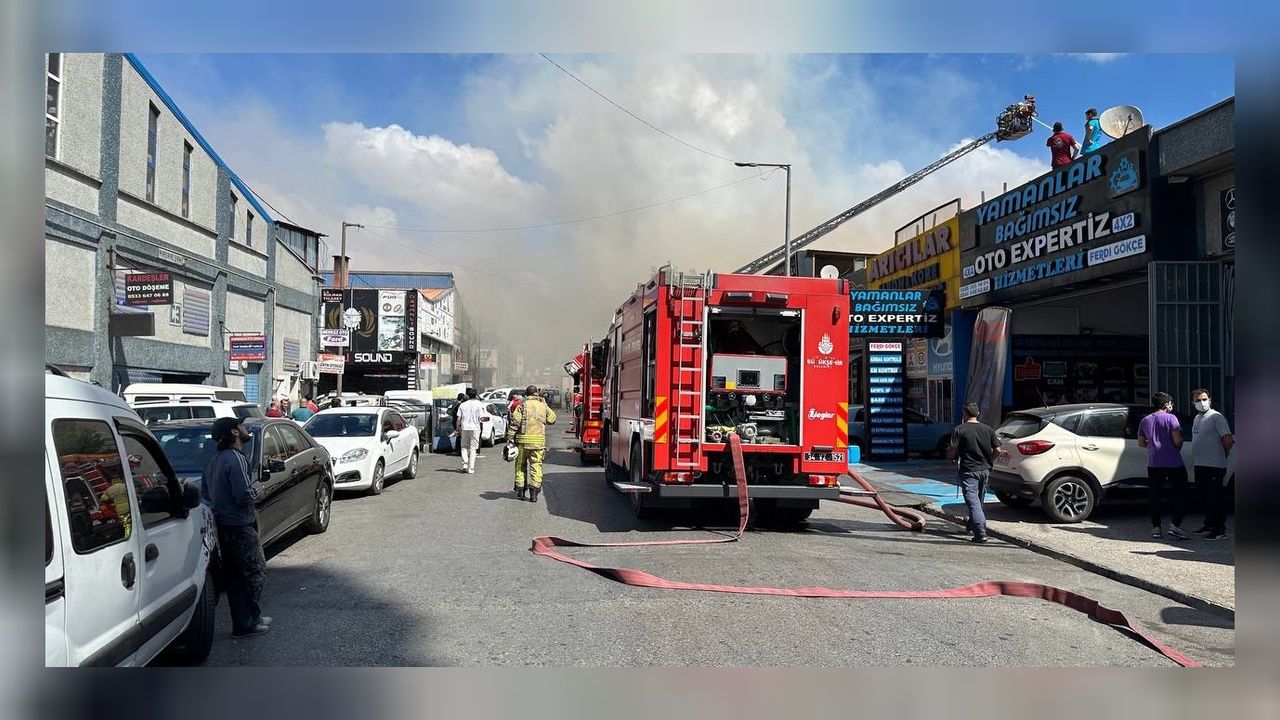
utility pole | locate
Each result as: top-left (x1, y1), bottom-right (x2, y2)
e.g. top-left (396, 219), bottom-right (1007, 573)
top-left (735, 162), bottom-right (792, 275)
top-left (336, 221), bottom-right (362, 397)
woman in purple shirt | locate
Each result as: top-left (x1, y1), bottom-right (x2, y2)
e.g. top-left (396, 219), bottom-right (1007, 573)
top-left (1138, 392), bottom-right (1187, 539)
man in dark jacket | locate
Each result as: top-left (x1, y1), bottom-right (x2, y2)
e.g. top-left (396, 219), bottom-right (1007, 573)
top-left (203, 417), bottom-right (270, 638)
top-left (947, 402), bottom-right (1004, 543)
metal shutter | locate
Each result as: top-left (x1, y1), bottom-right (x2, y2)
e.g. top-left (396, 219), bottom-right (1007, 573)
top-left (182, 287), bottom-right (210, 336)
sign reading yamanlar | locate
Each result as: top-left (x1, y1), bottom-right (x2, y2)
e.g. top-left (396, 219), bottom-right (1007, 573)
top-left (849, 288), bottom-right (946, 337)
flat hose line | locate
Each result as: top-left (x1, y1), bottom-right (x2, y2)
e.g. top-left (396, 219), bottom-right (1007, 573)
top-left (530, 434), bottom-right (1201, 668)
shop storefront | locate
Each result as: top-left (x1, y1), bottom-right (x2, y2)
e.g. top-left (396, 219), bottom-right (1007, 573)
top-left (318, 288), bottom-right (420, 395)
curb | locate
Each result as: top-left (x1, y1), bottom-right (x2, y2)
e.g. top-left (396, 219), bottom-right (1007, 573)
top-left (910, 501), bottom-right (1236, 621)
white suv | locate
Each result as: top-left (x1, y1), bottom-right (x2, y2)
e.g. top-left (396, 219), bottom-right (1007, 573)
top-left (131, 398), bottom-right (263, 427)
top-left (46, 372), bottom-right (218, 666)
top-left (989, 403), bottom-right (1235, 523)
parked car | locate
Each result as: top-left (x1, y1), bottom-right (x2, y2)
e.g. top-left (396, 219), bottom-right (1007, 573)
top-left (483, 402), bottom-right (510, 446)
top-left (123, 382), bottom-right (247, 404)
top-left (848, 404), bottom-right (954, 458)
top-left (481, 387), bottom-right (517, 402)
top-left (46, 372), bottom-right (214, 666)
top-left (151, 418), bottom-right (334, 545)
top-left (988, 402), bottom-right (1236, 523)
top-left (382, 396), bottom-right (431, 448)
top-left (317, 393), bottom-right (382, 410)
top-left (303, 407), bottom-right (420, 495)
top-left (131, 398), bottom-right (264, 427)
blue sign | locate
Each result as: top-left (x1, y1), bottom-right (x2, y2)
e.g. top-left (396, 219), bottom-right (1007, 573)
top-left (850, 288), bottom-right (946, 337)
top-left (865, 341), bottom-right (907, 461)
top-left (1108, 150), bottom-right (1142, 197)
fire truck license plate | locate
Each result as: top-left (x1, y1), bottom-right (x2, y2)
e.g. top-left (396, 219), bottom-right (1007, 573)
top-left (805, 451), bottom-right (845, 463)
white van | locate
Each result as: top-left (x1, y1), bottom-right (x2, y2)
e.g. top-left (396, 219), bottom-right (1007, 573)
top-left (46, 373), bottom-right (217, 666)
top-left (123, 383), bottom-right (248, 404)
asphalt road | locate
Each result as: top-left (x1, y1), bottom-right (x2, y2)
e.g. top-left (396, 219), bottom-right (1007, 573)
top-left (202, 433), bottom-right (1234, 667)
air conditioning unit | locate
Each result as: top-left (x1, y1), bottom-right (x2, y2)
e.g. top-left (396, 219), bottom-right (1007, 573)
top-left (300, 361), bottom-right (319, 381)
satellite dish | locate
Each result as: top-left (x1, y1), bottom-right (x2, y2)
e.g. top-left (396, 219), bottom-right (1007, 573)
top-left (1099, 105), bottom-right (1144, 139)
top-left (819, 264), bottom-right (840, 279)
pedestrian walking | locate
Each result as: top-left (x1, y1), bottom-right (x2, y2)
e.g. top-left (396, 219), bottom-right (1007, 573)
top-left (304, 395), bottom-right (319, 414)
top-left (449, 392), bottom-right (466, 456)
top-left (1081, 107), bottom-right (1106, 154)
top-left (202, 417), bottom-right (270, 638)
top-left (265, 399), bottom-right (283, 418)
top-left (946, 402), bottom-right (1003, 543)
top-left (1046, 121), bottom-right (1079, 167)
top-left (456, 388), bottom-right (489, 474)
top-left (290, 400), bottom-right (315, 422)
top-left (506, 385), bottom-right (557, 503)
top-left (1190, 388), bottom-right (1233, 540)
top-left (1138, 392), bottom-right (1189, 539)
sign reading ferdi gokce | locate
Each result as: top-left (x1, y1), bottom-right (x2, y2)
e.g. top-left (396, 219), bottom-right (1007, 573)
top-left (958, 128), bottom-right (1151, 303)
top-left (849, 289), bottom-right (946, 337)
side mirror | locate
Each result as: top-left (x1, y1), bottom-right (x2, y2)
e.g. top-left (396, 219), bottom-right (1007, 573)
top-left (383, 430), bottom-right (400, 441)
top-left (266, 458), bottom-right (288, 474)
top-left (180, 481), bottom-right (202, 510)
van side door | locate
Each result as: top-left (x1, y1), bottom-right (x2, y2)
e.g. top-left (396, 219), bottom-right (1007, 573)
top-left (45, 454), bottom-right (68, 666)
top-left (116, 418), bottom-right (207, 664)
top-left (48, 411), bottom-right (143, 666)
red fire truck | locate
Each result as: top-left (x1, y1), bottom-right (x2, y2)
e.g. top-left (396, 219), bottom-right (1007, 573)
top-left (599, 267), bottom-right (851, 523)
top-left (564, 342), bottom-right (605, 464)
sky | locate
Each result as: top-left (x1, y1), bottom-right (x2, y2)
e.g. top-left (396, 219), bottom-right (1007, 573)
top-left (134, 52), bottom-right (1234, 370)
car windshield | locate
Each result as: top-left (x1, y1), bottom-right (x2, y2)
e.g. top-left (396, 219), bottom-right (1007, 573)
top-left (305, 413), bottom-right (378, 437)
top-left (996, 413), bottom-right (1045, 440)
top-left (153, 425), bottom-right (257, 475)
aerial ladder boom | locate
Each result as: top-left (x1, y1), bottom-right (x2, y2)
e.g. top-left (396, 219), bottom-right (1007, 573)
top-left (736, 95), bottom-right (1038, 275)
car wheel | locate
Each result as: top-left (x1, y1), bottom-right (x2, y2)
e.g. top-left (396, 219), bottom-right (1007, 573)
top-left (403, 450), bottom-right (419, 479)
top-left (994, 490), bottom-right (1034, 508)
top-left (306, 479), bottom-right (332, 533)
top-left (629, 442), bottom-right (651, 519)
top-left (1041, 475), bottom-right (1096, 523)
top-left (168, 568), bottom-right (216, 665)
top-left (367, 460), bottom-right (386, 496)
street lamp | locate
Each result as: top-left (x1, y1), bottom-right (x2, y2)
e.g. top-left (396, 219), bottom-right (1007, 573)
top-left (735, 161), bottom-right (791, 276)
top-left (336, 221), bottom-right (363, 397)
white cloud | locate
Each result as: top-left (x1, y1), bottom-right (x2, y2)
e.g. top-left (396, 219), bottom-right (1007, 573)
top-left (1065, 53), bottom-right (1126, 64)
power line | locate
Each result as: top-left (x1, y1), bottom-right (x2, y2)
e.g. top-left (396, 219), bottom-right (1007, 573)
top-left (359, 228), bottom-right (595, 295)
top-left (364, 172), bottom-right (766, 235)
top-left (539, 53), bottom-right (737, 164)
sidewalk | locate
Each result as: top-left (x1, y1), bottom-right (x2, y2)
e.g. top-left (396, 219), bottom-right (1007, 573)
top-left (849, 459), bottom-right (1235, 618)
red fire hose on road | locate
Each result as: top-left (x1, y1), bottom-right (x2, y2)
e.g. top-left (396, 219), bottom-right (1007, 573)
top-left (530, 434), bottom-right (1201, 667)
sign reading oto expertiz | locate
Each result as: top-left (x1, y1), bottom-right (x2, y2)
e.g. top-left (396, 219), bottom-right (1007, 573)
top-left (849, 289), bottom-right (945, 337)
top-left (125, 272), bottom-right (173, 305)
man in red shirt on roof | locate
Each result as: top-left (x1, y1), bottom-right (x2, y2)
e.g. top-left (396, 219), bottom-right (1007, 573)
top-left (1046, 122), bottom-right (1078, 167)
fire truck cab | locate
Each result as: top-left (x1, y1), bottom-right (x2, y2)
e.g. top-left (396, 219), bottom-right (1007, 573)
top-left (600, 268), bottom-right (851, 523)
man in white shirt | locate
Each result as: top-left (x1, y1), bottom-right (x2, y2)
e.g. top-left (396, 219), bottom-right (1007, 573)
top-left (456, 388), bottom-right (489, 474)
top-left (1190, 388), bottom-right (1233, 540)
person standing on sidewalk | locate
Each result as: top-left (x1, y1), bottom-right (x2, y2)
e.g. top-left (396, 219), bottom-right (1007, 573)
top-left (506, 386), bottom-right (557, 503)
top-left (1138, 392), bottom-right (1188, 539)
top-left (202, 417), bottom-right (270, 638)
top-left (1190, 388), bottom-right (1233, 540)
top-left (946, 402), bottom-right (1002, 543)
top-left (456, 388), bottom-right (488, 474)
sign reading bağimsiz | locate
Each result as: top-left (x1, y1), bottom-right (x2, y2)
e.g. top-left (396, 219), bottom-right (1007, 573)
top-left (849, 289), bottom-right (946, 337)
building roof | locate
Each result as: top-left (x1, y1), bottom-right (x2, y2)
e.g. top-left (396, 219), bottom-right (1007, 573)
top-left (420, 288), bottom-right (452, 301)
top-left (275, 219), bottom-right (327, 237)
top-left (124, 54), bottom-right (273, 226)
top-left (322, 271), bottom-right (455, 290)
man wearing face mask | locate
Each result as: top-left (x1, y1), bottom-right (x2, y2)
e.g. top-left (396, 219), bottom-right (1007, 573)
top-left (1190, 389), bottom-right (1233, 540)
top-left (1138, 392), bottom-right (1187, 539)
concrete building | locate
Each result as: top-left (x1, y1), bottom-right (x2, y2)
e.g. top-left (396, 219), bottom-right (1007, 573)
top-left (44, 53), bottom-right (323, 405)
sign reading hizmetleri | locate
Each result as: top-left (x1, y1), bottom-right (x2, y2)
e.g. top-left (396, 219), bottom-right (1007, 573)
top-left (849, 289), bottom-right (945, 337)
top-left (125, 272), bottom-right (173, 306)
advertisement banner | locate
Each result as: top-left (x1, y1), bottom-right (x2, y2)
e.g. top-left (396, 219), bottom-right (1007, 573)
top-left (963, 307), bottom-right (1011, 427)
top-left (849, 288), bottom-right (946, 337)
top-left (905, 338), bottom-right (929, 379)
top-left (321, 288), bottom-right (345, 304)
top-left (865, 341), bottom-right (907, 461)
top-left (927, 324), bottom-right (954, 379)
top-left (317, 353), bottom-right (345, 374)
top-left (378, 290), bottom-right (406, 352)
top-left (125, 272), bottom-right (173, 306)
top-left (320, 329), bottom-right (350, 347)
top-left (228, 334), bottom-right (267, 362)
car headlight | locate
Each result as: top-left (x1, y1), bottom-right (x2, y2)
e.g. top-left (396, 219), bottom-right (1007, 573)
top-left (340, 448), bottom-right (369, 463)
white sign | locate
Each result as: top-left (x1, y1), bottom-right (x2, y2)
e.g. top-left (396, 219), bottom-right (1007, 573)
top-left (379, 291), bottom-right (404, 317)
top-left (807, 409), bottom-right (835, 421)
top-left (868, 342), bottom-right (903, 352)
top-left (321, 329), bottom-right (350, 347)
top-left (1087, 235), bottom-right (1146, 267)
top-left (342, 307), bottom-right (361, 329)
top-left (316, 354), bottom-right (345, 374)
top-left (455, 361), bottom-right (469, 372)
top-left (959, 279), bottom-right (991, 299)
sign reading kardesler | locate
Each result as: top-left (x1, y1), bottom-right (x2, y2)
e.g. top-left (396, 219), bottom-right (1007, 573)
top-left (125, 272), bottom-right (173, 306)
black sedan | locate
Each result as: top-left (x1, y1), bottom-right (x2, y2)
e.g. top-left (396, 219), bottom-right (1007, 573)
top-left (150, 418), bottom-right (334, 547)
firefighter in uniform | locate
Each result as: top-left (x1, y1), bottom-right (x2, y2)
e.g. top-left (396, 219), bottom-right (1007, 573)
top-left (507, 385), bottom-right (557, 503)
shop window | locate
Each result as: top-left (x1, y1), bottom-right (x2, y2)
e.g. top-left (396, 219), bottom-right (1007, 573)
top-left (52, 419), bottom-right (132, 554)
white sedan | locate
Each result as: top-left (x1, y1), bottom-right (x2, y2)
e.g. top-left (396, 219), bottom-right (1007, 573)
top-left (482, 402), bottom-right (510, 447)
top-left (303, 407), bottom-right (419, 495)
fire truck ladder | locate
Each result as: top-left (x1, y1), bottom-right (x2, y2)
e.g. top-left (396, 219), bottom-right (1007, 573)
top-left (668, 271), bottom-right (709, 471)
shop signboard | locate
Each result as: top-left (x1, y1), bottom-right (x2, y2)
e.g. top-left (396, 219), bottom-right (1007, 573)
top-left (905, 338), bottom-right (929, 379)
top-left (321, 329), bottom-right (349, 348)
top-left (868, 216), bottom-right (962, 309)
top-left (849, 289), bottom-right (946, 337)
top-left (346, 351), bottom-right (415, 365)
top-left (228, 334), bottom-right (267, 362)
top-left (865, 341), bottom-right (907, 461)
top-left (1220, 186), bottom-right (1235, 251)
top-left (1010, 335), bottom-right (1148, 408)
top-left (958, 128), bottom-right (1153, 305)
top-left (321, 288), bottom-right (345, 304)
top-left (317, 353), bottom-right (345, 375)
top-left (927, 325), bottom-right (954, 379)
top-left (124, 272), bottom-right (173, 306)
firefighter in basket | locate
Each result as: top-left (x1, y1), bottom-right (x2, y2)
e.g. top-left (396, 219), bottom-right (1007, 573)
top-left (506, 385), bottom-right (557, 503)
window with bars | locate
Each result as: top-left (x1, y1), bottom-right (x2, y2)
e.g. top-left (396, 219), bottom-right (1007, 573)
top-left (146, 103), bottom-right (160, 203)
top-left (181, 141), bottom-right (192, 218)
top-left (246, 210), bottom-right (254, 247)
top-left (45, 54), bottom-right (62, 158)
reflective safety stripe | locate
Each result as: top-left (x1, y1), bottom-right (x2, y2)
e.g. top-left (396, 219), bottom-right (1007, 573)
top-left (654, 395), bottom-right (668, 445)
top-left (836, 402), bottom-right (849, 448)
